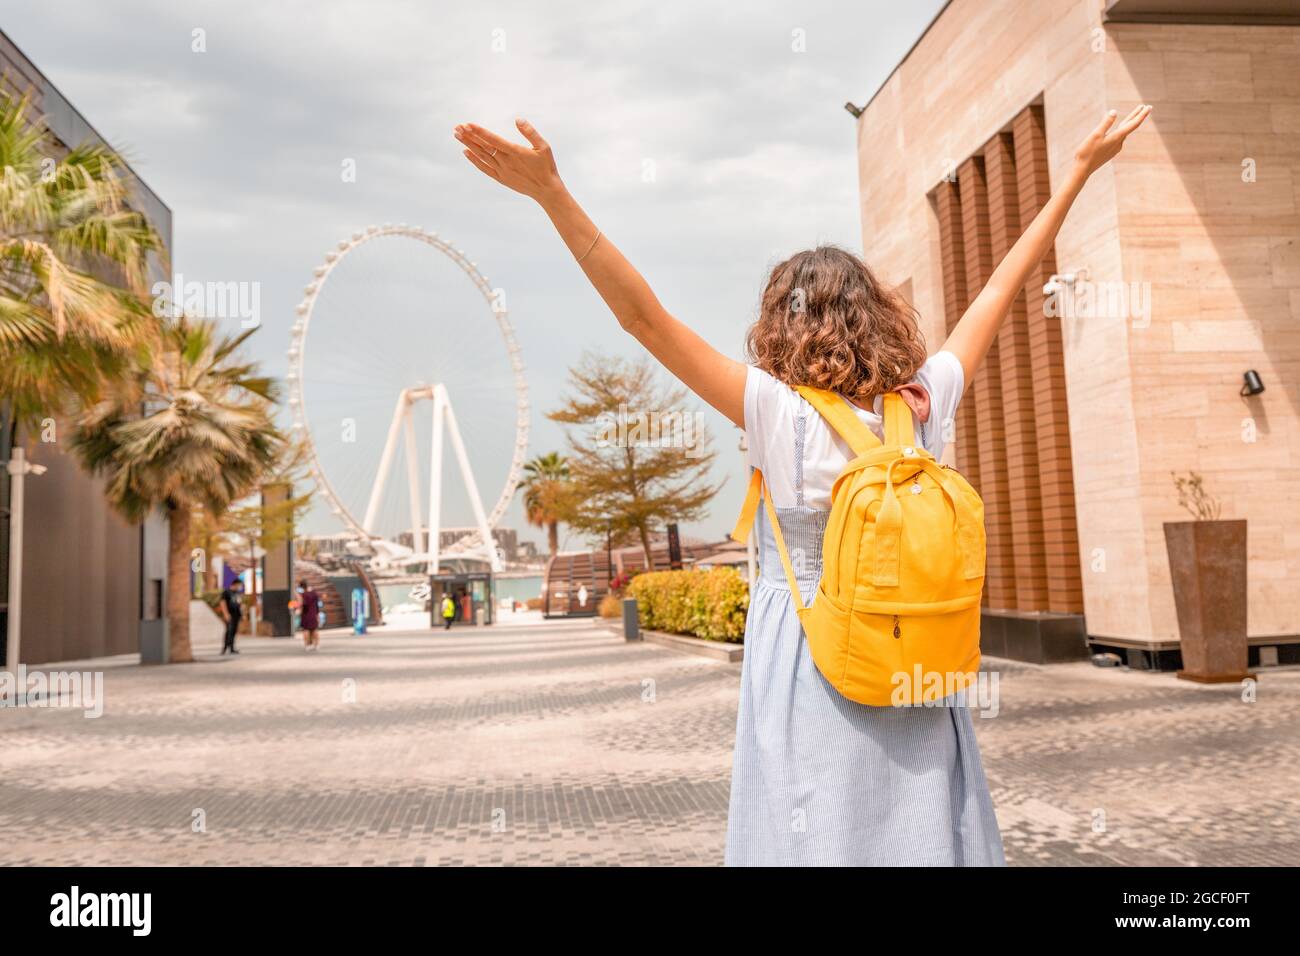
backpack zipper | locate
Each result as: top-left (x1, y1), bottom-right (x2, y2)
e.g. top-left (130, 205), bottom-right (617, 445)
top-left (892, 615), bottom-right (901, 639)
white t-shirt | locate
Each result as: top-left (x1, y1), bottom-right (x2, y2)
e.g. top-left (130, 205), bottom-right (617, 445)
top-left (743, 350), bottom-right (966, 510)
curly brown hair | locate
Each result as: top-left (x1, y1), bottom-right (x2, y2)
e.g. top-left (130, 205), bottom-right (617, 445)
top-left (745, 245), bottom-right (927, 406)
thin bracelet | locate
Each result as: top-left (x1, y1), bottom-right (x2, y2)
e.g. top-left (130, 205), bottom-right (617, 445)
top-left (576, 229), bottom-right (601, 264)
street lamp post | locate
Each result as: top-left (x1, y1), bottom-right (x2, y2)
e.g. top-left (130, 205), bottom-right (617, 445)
top-left (5, 446), bottom-right (47, 681)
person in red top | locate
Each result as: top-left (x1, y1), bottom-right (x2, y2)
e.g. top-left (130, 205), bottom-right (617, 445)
top-left (298, 579), bottom-right (322, 652)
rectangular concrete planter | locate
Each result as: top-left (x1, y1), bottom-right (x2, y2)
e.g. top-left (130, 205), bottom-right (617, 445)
top-left (641, 629), bottom-right (743, 663)
top-left (596, 615), bottom-right (743, 662)
top-left (979, 608), bottom-right (1088, 663)
top-left (1163, 519), bottom-right (1252, 683)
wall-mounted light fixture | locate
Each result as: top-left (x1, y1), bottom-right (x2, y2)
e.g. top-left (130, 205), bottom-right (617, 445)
top-left (1240, 370), bottom-right (1265, 397)
top-left (844, 101), bottom-right (863, 118)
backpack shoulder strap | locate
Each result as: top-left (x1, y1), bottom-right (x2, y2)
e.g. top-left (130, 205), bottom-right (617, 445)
top-left (881, 391), bottom-right (917, 447)
top-left (731, 468), bottom-right (764, 545)
top-left (730, 468), bottom-right (805, 612)
top-left (795, 386), bottom-right (882, 457)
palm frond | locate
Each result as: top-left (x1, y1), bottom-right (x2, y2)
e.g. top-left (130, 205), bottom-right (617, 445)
top-left (69, 313), bottom-right (288, 521)
top-left (0, 85), bottom-right (166, 435)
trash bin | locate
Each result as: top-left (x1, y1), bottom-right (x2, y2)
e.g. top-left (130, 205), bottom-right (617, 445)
top-left (139, 619), bottom-right (169, 664)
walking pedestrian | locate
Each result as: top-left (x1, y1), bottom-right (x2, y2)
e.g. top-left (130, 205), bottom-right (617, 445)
top-left (218, 579), bottom-right (244, 655)
top-left (440, 593), bottom-right (456, 630)
top-left (298, 579), bottom-right (322, 651)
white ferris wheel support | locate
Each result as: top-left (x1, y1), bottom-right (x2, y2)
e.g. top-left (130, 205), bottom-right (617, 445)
top-left (362, 384), bottom-right (501, 573)
top-left (288, 223), bottom-right (528, 572)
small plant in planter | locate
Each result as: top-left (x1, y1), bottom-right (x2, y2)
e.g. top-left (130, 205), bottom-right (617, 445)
top-left (1173, 471), bottom-right (1221, 520)
top-left (1163, 472), bottom-right (1252, 683)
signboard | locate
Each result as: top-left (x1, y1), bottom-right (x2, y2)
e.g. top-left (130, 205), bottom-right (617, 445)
top-left (667, 523), bottom-right (682, 570)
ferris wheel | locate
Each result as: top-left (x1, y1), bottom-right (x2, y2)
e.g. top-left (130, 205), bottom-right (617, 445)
top-left (286, 224), bottom-right (528, 572)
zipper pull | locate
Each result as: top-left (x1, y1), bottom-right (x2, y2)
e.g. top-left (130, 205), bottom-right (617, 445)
top-left (892, 615), bottom-right (901, 639)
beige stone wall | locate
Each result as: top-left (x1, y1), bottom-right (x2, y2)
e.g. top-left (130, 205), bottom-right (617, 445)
top-left (1105, 23), bottom-right (1300, 639)
top-left (855, 0), bottom-right (1300, 641)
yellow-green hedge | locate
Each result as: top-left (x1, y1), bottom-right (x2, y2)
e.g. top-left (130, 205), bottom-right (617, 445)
top-left (626, 567), bottom-right (749, 643)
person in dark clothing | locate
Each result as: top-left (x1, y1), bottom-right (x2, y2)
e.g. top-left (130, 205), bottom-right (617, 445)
top-left (298, 579), bottom-right (322, 651)
top-left (218, 579), bottom-right (245, 655)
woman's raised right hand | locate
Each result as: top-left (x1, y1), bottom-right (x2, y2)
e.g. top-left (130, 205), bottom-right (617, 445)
top-left (453, 118), bottom-right (566, 205)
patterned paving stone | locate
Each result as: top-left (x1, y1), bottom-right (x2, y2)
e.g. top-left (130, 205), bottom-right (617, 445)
top-left (1, 619), bottom-right (1297, 865)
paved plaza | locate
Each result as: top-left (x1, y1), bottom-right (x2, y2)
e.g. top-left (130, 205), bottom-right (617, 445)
top-left (2, 615), bottom-right (1298, 866)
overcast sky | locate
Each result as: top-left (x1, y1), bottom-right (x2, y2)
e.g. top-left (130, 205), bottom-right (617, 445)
top-left (7, 0), bottom-right (945, 549)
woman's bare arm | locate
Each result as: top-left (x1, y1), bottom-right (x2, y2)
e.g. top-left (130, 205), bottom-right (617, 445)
top-left (942, 105), bottom-right (1151, 388)
top-left (454, 118), bottom-right (746, 427)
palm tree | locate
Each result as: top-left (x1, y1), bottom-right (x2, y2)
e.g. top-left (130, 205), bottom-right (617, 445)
top-left (70, 317), bottom-right (283, 663)
top-left (520, 451), bottom-right (570, 557)
top-left (0, 87), bottom-right (164, 438)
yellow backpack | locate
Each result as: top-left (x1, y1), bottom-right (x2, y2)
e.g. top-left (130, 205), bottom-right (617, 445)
top-left (732, 388), bottom-right (986, 706)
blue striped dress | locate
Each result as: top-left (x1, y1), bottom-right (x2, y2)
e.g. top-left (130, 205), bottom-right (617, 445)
top-left (725, 359), bottom-right (1005, 866)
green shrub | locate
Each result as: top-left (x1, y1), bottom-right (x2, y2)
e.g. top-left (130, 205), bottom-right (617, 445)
top-left (626, 567), bottom-right (749, 642)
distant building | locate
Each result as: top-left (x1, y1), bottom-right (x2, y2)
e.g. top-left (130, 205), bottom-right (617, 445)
top-left (0, 29), bottom-right (173, 665)
top-left (693, 540), bottom-right (751, 572)
top-left (298, 533), bottom-right (357, 556)
top-left (443, 526), bottom-right (517, 561)
top-left (394, 526), bottom-right (520, 561)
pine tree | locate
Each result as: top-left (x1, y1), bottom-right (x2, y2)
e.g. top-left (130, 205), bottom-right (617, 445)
top-left (548, 353), bottom-right (720, 565)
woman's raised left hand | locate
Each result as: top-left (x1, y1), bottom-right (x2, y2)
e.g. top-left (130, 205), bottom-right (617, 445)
top-left (1072, 104), bottom-right (1152, 179)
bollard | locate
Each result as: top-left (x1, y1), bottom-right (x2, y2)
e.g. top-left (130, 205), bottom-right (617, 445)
top-left (622, 598), bottom-right (641, 641)
top-left (139, 620), bottom-right (169, 665)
